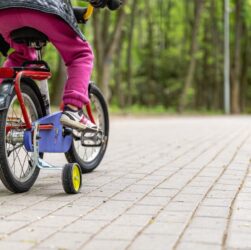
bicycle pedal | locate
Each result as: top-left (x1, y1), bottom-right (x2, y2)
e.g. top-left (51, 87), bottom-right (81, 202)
top-left (81, 129), bottom-right (103, 147)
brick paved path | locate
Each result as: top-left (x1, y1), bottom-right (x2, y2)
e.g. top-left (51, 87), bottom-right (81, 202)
top-left (0, 116), bottom-right (251, 250)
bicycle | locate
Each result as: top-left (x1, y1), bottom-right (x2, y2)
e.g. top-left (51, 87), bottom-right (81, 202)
top-left (0, 1), bottom-right (118, 194)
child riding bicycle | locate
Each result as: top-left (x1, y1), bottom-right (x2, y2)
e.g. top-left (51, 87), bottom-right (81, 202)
top-left (0, 0), bottom-right (119, 131)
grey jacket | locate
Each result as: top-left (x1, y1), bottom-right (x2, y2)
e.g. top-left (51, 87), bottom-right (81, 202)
top-left (0, 0), bottom-right (85, 40)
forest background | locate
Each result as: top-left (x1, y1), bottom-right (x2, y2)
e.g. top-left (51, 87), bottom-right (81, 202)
top-left (1, 0), bottom-right (249, 114)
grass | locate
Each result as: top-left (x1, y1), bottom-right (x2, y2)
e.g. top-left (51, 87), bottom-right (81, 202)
top-left (109, 104), bottom-right (224, 116)
top-left (51, 104), bottom-right (225, 116)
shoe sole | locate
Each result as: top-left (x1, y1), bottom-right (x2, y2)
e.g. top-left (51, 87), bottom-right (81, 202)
top-left (60, 115), bottom-right (87, 131)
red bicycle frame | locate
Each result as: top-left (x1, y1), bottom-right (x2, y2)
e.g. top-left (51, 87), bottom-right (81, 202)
top-left (1, 67), bottom-right (96, 131)
top-left (14, 70), bottom-right (52, 129)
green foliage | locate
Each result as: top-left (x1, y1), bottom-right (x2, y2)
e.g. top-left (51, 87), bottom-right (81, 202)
top-left (1, 0), bottom-right (250, 114)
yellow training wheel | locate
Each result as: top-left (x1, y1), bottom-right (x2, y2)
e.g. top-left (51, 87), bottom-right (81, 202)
top-left (62, 163), bottom-right (82, 194)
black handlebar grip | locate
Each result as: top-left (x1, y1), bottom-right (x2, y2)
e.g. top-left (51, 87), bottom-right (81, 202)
top-left (73, 7), bottom-right (88, 23)
top-left (107, 0), bottom-right (121, 10)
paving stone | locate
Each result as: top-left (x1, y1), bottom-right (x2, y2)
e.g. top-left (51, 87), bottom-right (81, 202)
top-left (32, 215), bottom-right (77, 228)
top-left (177, 242), bottom-right (221, 250)
top-left (165, 201), bottom-right (198, 212)
top-left (232, 208), bottom-right (251, 221)
top-left (148, 188), bottom-right (179, 197)
top-left (207, 190), bottom-right (237, 199)
top-left (181, 186), bottom-right (209, 195)
top-left (0, 205), bottom-right (26, 216)
top-left (226, 231), bottom-right (251, 249)
top-left (127, 204), bottom-right (161, 215)
top-left (143, 222), bottom-right (185, 235)
top-left (113, 214), bottom-right (153, 227)
top-left (125, 184), bottom-right (153, 194)
top-left (189, 216), bottom-right (227, 230)
top-left (129, 234), bottom-right (177, 250)
top-left (137, 196), bottom-right (171, 206)
top-left (6, 226), bottom-right (56, 243)
top-left (28, 200), bottom-right (67, 211)
top-left (156, 211), bottom-right (192, 223)
top-left (229, 220), bottom-right (251, 233)
top-left (112, 191), bottom-right (143, 202)
top-left (202, 198), bottom-right (232, 207)
top-left (173, 193), bottom-right (204, 203)
top-left (0, 220), bottom-right (29, 234)
top-left (83, 209), bottom-right (122, 221)
top-left (51, 205), bottom-right (93, 217)
top-left (196, 205), bottom-right (230, 218)
top-left (181, 227), bottom-right (224, 244)
top-left (37, 231), bottom-right (90, 249)
top-left (6, 209), bottom-right (51, 222)
top-left (96, 225), bottom-right (141, 240)
top-left (83, 239), bottom-right (129, 250)
top-left (0, 240), bottom-right (34, 250)
top-left (63, 219), bottom-right (108, 234)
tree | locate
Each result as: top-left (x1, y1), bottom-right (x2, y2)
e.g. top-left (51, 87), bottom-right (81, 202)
top-left (231, 0), bottom-right (243, 114)
top-left (50, 55), bottom-right (67, 106)
top-left (92, 0), bottom-right (128, 101)
top-left (179, 0), bottom-right (205, 112)
top-left (126, 0), bottom-right (137, 106)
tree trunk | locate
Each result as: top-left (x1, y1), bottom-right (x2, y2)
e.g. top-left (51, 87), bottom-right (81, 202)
top-left (92, 1), bottom-right (128, 102)
top-left (115, 30), bottom-right (126, 108)
top-left (51, 55), bottom-right (67, 106)
top-left (126, 0), bottom-right (137, 106)
top-left (179, 0), bottom-right (204, 112)
top-left (240, 21), bottom-right (248, 112)
top-left (231, 0), bottom-right (242, 114)
top-left (211, 0), bottom-right (221, 110)
top-left (198, 11), bottom-right (209, 110)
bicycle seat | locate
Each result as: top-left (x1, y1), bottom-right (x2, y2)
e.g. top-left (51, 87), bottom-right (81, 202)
top-left (10, 27), bottom-right (48, 47)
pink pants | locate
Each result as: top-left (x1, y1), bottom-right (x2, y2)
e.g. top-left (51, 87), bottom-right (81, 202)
top-left (0, 8), bottom-right (94, 108)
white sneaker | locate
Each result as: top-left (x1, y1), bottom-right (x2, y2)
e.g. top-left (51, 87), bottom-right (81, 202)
top-left (60, 106), bottom-right (97, 131)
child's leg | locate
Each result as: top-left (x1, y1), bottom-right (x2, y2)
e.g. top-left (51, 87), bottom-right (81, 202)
top-left (0, 9), bottom-right (36, 67)
top-left (17, 9), bottom-right (94, 108)
top-left (0, 8), bottom-right (94, 108)
top-left (3, 42), bottom-right (37, 68)
top-left (57, 38), bottom-right (94, 108)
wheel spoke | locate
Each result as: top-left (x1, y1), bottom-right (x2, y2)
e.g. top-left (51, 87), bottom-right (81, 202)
top-left (5, 93), bottom-right (38, 183)
top-left (15, 146), bottom-right (25, 178)
top-left (7, 143), bottom-right (23, 156)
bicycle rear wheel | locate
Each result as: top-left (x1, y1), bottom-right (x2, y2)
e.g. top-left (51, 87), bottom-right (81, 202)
top-left (0, 80), bottom-right (44, 193)
top-left (65, 84), bottom-right (109, 173)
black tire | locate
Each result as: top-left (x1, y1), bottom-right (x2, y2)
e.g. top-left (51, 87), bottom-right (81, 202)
top-left (62, 163), bottom-right (82, 194)
top-left (0, 80), bottom-right (44, 193)
top-left (65, 84), bottom-right (109, 173)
